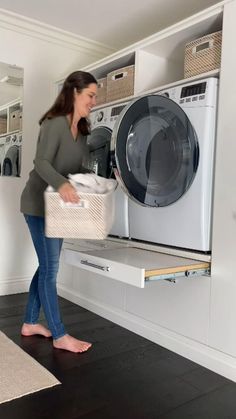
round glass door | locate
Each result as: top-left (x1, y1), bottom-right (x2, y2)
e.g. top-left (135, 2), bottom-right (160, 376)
top-left (87, 126), bottom-right (112, 178)
top-left (111, 94), bottom-right (199, 207)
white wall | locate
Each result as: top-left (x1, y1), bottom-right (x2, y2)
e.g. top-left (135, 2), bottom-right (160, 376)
top-left (0, 11), bottom-right (112, 295)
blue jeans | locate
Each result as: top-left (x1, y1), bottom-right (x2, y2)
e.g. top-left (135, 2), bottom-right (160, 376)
top-left (23, 214), bottom-right (65, 339)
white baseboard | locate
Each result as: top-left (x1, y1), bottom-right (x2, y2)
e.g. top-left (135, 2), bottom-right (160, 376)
top-left (58, 284), bottom-right (236, 383)
top-left (0, 277), bottom-right (30, 296)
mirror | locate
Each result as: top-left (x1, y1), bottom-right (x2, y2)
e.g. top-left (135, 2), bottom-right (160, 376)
top-left (0, 62), bottom-right (23, 177)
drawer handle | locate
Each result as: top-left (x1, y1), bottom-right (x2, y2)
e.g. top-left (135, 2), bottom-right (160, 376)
top-left (80, 259), bottom-right (110, 272)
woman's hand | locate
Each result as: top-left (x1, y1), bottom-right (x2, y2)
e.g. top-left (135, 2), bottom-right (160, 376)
top-left (58, 182), bottom-right (80, 203)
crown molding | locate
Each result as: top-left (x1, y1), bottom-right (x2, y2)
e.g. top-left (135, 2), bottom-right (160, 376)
top-left (0, 8), bottom-right (114, 59)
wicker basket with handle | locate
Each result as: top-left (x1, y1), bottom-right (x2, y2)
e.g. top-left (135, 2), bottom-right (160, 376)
top-left (44, 189), bottom-right (115, 239)
top-left (184, 31), bottom-right (222, 78)
top-left (106, 65), bottom-right (135, 102)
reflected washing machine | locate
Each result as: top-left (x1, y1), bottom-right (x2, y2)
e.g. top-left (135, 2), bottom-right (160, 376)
top-left (111, 77), bottom-right (218, 252)
top-left (2, 132), bottom-right (22, 176)
top-left (87, 102), bottom-right (130, 237)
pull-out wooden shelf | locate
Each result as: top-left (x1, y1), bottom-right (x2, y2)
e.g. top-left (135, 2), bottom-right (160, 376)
top-left (64, 246), bottom-right (210, 288)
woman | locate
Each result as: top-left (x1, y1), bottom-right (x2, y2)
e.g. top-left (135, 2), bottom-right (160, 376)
top-left (20, 71), bottom-right (97, 353)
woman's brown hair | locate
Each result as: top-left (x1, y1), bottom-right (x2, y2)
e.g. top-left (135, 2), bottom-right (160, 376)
top-left (39, 71), bottom-right (97, 135)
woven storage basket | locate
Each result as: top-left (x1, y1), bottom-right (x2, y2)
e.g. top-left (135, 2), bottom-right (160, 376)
top-left (9, 109), bottom-right (22, 132)
top-left (106, 65), bottom-right (134, 102)
top-left (96, 77), bottom-right (107, 105)
top-left (44, 190), bottom-right (115, 239)
top-left (184, 30), bottom-right (222, 78)
top-left (0, 118), bottom-right (7, 134)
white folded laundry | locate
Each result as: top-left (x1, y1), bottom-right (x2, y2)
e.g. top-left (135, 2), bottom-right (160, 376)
top-left (68, 173), bottom-right (117, 194)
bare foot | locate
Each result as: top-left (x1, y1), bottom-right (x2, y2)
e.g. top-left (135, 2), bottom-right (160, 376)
top-left (53, 334), bottom-right (92, 353)
top-left (21, 323), bottom-right (52, 338)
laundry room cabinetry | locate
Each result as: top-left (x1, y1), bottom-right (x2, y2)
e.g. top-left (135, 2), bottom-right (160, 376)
top-left (0, 99), bottom-right (22, 135)
top-left (60, 238), bottom-right (212, 344)
top-left (59, 2), bottom-right (226, 284)
top-left (208, 0), bottom-right (236, 358)
top-left (83, 4), bottom-right (223, 103)
top-left (57, 1), bottom-right (236, 381)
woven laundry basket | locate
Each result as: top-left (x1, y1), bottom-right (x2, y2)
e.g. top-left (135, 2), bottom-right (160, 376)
top-left (0, 117), bottom-right (7, 134)
top-left (184, 30), bottom-right (222, 78)
top-left (96, 77), bottom-right (107, 105)
top-left (44, 189), bottom-right (115, 239)
top-left (106, 65), bottom-right (134, 102)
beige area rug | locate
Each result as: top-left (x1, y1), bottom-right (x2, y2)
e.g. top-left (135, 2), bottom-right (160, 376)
top-left (0, 331), bottom-right (60, 404)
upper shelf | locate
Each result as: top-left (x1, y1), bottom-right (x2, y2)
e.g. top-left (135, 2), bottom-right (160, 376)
top-left (140, 9), bottom-right (223, 58)
top-left (82, 4), bottom-right (224, 105)
top-left (83, 5), bottom-right (223, 75)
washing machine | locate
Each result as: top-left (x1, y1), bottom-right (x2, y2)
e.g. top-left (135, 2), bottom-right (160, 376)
top-left (111, 77), bottom-right (218, 252)
top-left (87, 102), bottom-right (130, 237)
top-left (2, 132), bottom-right (22, 177)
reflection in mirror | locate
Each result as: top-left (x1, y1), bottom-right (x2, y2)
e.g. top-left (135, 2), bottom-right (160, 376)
top-left (0, 62), bottom-right (23, 177)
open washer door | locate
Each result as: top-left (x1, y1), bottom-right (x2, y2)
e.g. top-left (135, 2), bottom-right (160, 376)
top-left (87, 126), bottom-right (112, 178)
top-left (87, 123), bottom-right (129, 238)
top-left (111, 94), bottom-right (199, 207)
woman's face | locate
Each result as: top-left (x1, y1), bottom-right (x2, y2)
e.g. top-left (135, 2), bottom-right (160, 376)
top-left (74, 83), bottom-right (97, 118)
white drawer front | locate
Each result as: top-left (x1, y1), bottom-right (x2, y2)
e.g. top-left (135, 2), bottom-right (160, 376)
top-left (64, 249), bottom-right (145, 288)
top-left (64, 247), bottom-right (210, 289)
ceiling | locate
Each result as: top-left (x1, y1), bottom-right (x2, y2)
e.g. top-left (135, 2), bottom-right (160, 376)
top-left (0, 0), bottom-right (223, 50)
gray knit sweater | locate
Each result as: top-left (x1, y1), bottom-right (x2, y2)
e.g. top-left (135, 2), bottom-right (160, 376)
top-left (20, 116), bottom-right (89, 217)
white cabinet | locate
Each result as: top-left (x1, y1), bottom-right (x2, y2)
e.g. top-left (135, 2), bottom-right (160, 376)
top-left (64, 240), bottom-right (210, 288)
top-left (62, 239), bottom-right (211, 344)
top-left (208, 0), bottom-right (236, 358)
top-left (55, 5), bottom-right (224, 105)
top-left (125, 275), bottom-right (211, 344)
top-left (57, 248), bottom-right (74, 290)
top-left (83, 4), bottom-right (223, 104)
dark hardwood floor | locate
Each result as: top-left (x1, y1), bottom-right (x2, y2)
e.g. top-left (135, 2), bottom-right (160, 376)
top-left (1, 293), bottom-right (236, 419)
